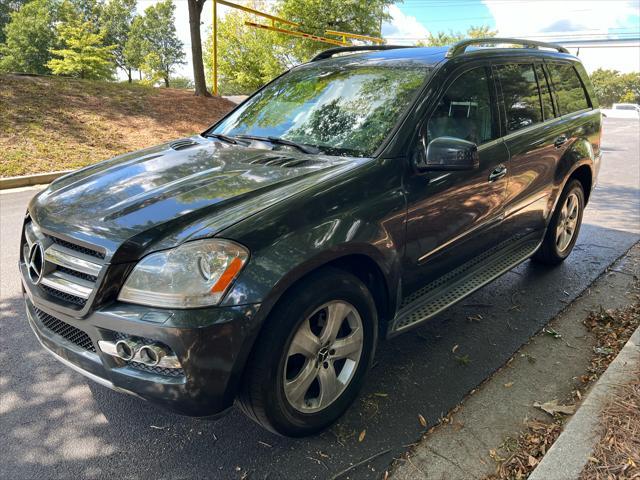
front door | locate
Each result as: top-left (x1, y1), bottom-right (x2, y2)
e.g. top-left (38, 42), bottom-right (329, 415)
top-left (403, 65), bottom-right (510, 295)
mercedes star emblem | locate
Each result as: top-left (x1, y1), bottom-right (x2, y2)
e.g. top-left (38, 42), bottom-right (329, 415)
top-left (27, 242), bottom-right (45, 285)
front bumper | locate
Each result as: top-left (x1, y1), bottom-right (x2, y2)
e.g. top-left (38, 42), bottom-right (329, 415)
top-left (22, 276), bottom-right (262, 417)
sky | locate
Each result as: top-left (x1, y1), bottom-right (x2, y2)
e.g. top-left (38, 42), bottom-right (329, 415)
top-left (138, 0), bottom-right (640, 79)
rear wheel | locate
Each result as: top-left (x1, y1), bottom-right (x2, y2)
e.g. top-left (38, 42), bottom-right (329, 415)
top-left (238, 268), bottom-right (377, 436)
top-left (533, 179), bottom-right (585, 265)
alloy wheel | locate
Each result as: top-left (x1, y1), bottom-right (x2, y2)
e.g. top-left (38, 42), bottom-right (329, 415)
top-left (555, 192), bottom-right (580, 252)
top-left (283, 300), bottom-right (364, 413)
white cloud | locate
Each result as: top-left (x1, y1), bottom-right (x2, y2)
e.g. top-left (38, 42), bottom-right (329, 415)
top-left (382, 5), bottom-right (429, 45)
top-left (483, 0), bottom-right (638, 37)
top-left (482, 0), bottom-right (640, 72)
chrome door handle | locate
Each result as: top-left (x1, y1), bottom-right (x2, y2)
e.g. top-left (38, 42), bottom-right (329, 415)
top-left (554, 135), bottom-right (568, 148)
top-left (488, 165), bottom-right (507, 182)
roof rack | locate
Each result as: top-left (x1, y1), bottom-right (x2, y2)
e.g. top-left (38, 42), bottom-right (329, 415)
top-left (446, 37), bottom-right (569, 58)
top-left (310, 45), bottom-right (413, 62)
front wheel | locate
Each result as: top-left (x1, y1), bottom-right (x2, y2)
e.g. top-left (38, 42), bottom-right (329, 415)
top-left (533, 179), bottom-right (585, 265)
top-left (238, 268), bottom-right (377, 436)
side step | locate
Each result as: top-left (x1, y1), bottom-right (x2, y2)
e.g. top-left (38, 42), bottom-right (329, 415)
top-left (390, 237), bottom-right (541, 335)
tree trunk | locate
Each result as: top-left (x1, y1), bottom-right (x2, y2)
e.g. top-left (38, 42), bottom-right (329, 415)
top-left (164, 76), bottom-right (170, 88)
top-left (127, 68), bottom-right (132, 83)
top-left (188, 0), bottom-right (212, 97)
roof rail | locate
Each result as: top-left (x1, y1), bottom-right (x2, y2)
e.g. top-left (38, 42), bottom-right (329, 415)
top-left (446, 37), bottom-right (569, 58)
top-left (310, 45), bottom-right (413, 62)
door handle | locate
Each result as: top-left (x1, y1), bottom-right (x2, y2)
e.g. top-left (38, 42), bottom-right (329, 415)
top-left (488, 165), bottom-right (507, 182)
top-left (554, 135), bottom-right (568, 148)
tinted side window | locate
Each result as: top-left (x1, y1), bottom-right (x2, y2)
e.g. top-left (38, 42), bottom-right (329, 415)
top-left (427, 67), bottom-right (497, 145)
top-left (535, 65), bottom-right (555, 120)
top-left (496, 64), bottom-right (543, 132)
top-left (547, 63), bottom-right (590, 114)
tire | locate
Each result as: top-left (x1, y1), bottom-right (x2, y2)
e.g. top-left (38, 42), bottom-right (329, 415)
top-left (237, 267), bottom-right (378, 437)
top-left (533, 179), bottom-right (585, 265)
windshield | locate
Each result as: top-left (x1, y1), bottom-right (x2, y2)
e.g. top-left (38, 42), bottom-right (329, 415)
top-left (210, 65), bottom-right (429, 157)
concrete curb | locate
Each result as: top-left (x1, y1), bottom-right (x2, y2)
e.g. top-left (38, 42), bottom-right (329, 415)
top-left (0, 171), bottom-right (72, 190)
top-left (529, 326), bottom-right (640, 480)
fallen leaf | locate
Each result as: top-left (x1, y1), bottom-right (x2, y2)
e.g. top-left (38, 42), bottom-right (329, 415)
top-left (383, 471), bottom-right (389, 480)
top-left (452, 344), bottom-right (459, 353)
top-left (593, 346), bottom-right (614, 355)
top-left (543, 327), bottom-right (562, 339)
top-left (373, 392), bottom-right (388, 397)
top-left (533, 399), bottom-right (576, 416)
top-left (504, 382), bottom-right (514, 388)
top-left (358, 430), bottom-right (366, 442)
top-left (418, 414), bottom-right (427, 427)
top-left (528, 455), bottom-right (538, 466)
top-left (455, 354), bottom-right (471, 365)
top-left (150, 425), bottom-right (166, 430)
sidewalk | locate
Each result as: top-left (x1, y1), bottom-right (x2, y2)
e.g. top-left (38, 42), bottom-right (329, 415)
top-left (390, 243), bottom-right (639, 480)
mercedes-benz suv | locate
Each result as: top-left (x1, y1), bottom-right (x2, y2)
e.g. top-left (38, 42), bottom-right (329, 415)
top-left (20, 38), bottom-right (601, 436)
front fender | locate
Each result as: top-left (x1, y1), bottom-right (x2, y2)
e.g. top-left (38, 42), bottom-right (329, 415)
top-left (219, 158), bottom-right (406, 316)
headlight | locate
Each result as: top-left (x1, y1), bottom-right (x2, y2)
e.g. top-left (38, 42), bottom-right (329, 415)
top-left (118, 239), bottom-right (249, 308)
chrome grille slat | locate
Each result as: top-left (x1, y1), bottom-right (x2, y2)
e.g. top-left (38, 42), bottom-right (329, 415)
top-left (44, 244), bottom-right (102, 277)
top-left (41, 273), bottom-right (93, 299)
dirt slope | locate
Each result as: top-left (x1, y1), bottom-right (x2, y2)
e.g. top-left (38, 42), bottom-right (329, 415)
top-left (0, 74), bottom-right (236, 177)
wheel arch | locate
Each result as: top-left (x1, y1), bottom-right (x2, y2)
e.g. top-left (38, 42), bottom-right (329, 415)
top-left (567, 163), bottom-right (593, 204)
top-left (257, 250), bottom-right (396, 338)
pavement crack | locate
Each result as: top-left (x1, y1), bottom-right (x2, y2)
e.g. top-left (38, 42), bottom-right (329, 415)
top-left (424, 444), bottom-right (475, 476)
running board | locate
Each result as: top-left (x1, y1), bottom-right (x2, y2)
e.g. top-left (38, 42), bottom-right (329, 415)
top-left (389, 237), bottom-right (541, 335)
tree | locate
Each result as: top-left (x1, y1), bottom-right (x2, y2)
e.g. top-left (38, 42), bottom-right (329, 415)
top-left (0, 0), bottom-right (28, 45)
top-left (101, 0), bottom-right (137, 82)
top-left (590, 68), bottom-right (640, 106)
top-left (0, 0), bottom-right (58, 74)
top-left (204, 9), bottom-right (285, 95)
top-left (123, 14), bottom-right (145, 76)
top-left (187, 0), bottom-right (211, 96)
top-left (419, 25), bottom-right (497, 47)
top-left (47, 16), bottom-right (115, 80)
top-left (125, 0), bottom-right (185, 87)
top-left (279, 0), bottom-right (394, 61)
top-left (205, 0), bottom-right (397, 95)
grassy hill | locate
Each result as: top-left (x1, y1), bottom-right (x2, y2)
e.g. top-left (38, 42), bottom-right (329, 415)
top-left (0, 75), bottom-right (236, 177)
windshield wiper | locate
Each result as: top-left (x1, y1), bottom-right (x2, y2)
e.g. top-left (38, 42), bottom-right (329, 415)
top-left (236, 135), bottom-right (321, 154)
top-left (204, 132), bottom-right (245, 145)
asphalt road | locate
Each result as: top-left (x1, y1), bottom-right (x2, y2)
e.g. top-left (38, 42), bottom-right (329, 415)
top-left (1, 118), bottom-right (639, 480)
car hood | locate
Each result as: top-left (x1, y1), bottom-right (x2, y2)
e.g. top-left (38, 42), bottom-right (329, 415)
top-left (30, 137), bottom-right (362, 261)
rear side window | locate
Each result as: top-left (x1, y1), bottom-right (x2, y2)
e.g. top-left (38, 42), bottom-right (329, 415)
top-left (547, 63), bottom-right (590, 114)
top-left (427, 67), bottom-right (497, 145)
top-left (496, 64), bottom-right (543, 132)
top-left (535, 65), bottom-right (555, 120)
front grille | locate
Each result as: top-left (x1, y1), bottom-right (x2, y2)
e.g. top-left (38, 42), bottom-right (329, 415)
top-left (34, 307), bottom-right (96, 352)
top-left (23, 221), bottom-right (105, 309)
top-left (41, 284), bottom-right (87, 307)
top-left (58, 266), bottom-right (98, 283)
top-left (50, 236), bottom-right (105, 260)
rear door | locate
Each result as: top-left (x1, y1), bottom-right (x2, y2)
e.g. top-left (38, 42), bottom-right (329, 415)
top-left (495, 62), bottom-right (565, 241)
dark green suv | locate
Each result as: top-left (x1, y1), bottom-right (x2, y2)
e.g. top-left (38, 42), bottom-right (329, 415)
top-left (21, 38), bottom-right (601, 436)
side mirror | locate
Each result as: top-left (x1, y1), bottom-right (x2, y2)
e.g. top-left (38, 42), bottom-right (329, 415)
top-left (414, 136), bottom-right (479, 171)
